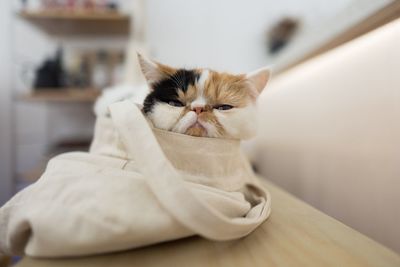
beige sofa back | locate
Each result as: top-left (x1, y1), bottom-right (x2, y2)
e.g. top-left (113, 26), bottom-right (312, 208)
top-left (249, 19), bottom-right (400, 252)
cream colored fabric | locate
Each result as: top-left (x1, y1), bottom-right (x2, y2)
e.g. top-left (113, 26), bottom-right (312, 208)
top-left (0, 100), bottom-right (271, 257)
top-left (246, 19), bottom-right (400, 252)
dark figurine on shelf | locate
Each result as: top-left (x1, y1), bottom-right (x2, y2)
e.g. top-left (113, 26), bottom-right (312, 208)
top-left (267, 18), bottom-right (299, 54)
top-left (33, 48), bottom-right (65, 90)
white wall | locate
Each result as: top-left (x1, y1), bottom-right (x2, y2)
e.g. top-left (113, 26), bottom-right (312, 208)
top-left (0, 1), bottom-right (13, 205)
top-left (145, 0), bottom-right (391, 73)
top-left (275, 0), bottom-right (392, 70)
top-left (249, 19), bottom-right (400, 252)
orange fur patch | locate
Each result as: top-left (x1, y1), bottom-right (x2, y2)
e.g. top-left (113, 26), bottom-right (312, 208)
top-left (205, 71), bottom-right (250, 107)
top-left (186, 125), bottom-right (207, 137)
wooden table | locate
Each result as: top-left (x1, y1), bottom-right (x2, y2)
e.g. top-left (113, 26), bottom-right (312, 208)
top-left (17, 179), bottom-right (400, 267)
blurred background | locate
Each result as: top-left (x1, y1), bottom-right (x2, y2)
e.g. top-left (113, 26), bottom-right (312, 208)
top-left (0, 0), bottom-right (399, 257)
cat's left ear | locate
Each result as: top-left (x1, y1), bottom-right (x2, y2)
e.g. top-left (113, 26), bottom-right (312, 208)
top-left (246, 67), bottom-right (271, 98)
top-left (137, 53), bottom-right (176, 89)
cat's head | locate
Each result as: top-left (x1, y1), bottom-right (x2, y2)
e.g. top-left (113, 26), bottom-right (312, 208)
top-left (138, 54), bottom-right (270, 139)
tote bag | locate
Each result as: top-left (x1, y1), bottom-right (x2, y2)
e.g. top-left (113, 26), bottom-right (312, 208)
top-left (0, 100), bottom-right (271, 257)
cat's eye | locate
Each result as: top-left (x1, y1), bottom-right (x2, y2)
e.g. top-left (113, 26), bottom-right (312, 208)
top-left (168, 100), bottom-right (184, 107)
top-left (215, 104), bottom-right (234, 111)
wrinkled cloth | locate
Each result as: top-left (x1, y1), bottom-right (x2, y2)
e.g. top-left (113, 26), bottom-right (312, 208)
top-left (0, 100), bottom-right (271, 257)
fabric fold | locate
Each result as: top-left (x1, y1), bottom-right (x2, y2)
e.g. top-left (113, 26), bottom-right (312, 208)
top-left (0, 100), bottom-right (271, 257)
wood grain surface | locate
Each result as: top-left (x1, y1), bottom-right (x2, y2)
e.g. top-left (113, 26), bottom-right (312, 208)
top-left (16, 179), bottom-right (400, 267)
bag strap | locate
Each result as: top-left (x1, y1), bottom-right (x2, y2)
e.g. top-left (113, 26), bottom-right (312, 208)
top-left (109, 100), bottom-right (271, 240)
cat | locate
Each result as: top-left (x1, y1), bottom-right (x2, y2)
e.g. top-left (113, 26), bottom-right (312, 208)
top-left (94, 54), bottom-right (270, 139)
top-left (138, 54), bottom-right (270, 139)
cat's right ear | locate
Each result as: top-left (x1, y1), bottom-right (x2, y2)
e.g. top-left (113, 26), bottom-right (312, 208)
top-left (246, 67), bottom-right (271, 98)
top-left (137, 53), bottom-right (175, 89)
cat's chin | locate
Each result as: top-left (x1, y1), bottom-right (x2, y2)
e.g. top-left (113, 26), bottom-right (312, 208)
top-left (185, 123), bottom-right (208, 137)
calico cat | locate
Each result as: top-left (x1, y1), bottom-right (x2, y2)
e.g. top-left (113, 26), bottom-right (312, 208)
top-left (138, 54), bottom-right (270, 139)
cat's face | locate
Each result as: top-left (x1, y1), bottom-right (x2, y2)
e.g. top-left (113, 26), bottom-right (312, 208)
top-left (138, 54), bottom-right (270, 139)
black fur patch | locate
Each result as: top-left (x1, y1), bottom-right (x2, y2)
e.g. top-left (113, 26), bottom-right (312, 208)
top-left (143, 69), bottom-right (200, 113)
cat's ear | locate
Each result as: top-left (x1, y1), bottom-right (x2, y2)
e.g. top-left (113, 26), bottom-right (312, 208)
top-left (137, 53), bottom-right (175, 88)
top-left (246, 67), bottom-right (271, 98)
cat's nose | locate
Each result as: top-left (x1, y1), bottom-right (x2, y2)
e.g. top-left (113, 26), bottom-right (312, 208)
top-left (193, 107), bottom-right (204, 115)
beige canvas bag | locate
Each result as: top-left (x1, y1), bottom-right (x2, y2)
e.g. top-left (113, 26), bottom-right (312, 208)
top-left (0, 100), bottom-right (271, 257)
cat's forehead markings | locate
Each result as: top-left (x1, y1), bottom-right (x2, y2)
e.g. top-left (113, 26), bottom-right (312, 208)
top-left (197, 69), bottom-right (209, 93)
top-left (166, 69), bottom-right (200, 92)
top-left (191, 69), bottom-right (209, 108)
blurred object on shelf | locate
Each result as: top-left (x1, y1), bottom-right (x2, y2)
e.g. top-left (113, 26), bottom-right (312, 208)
top-left (33, 47), bottom-right (65, 89)
top-left (77, 54), bottom-right (91, 88)
top-left (30, 47), bottom-right (125, 94)
top-left (267, 17), bottom-right (300, 54)
top-left (38, 0), bottom-right (120, 12)
top-left (21, 0), bottom-right (42, 11)
top-left (106, 1), bottom-right (118, 11)
top-left (111, 51), bottom-right (125, 85)
top-left (92, 50), bottom-right (110, 89)
top-left (63, 50), bottom-right (91, 88)
top-left (64, 48), bottom-right (125, 90)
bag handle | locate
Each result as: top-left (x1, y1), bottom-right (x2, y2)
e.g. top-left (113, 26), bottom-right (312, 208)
top-left (109, 100), bottom-right (271, 240)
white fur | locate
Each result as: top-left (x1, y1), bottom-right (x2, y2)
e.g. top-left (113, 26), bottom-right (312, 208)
top-left (94, 83), bottom-right (149, 116)
top-left (149, 103), bottom-right (183, 131)
top-left (191, 96), bottom-right (207, 109)
top-left (172, 111), bottom-right (197, 133)
top-left (214, 105), bottom-right (258, 139)
top-left (246, 67), bottom-right (270, 97)
top-left (191, 70), bottom-right (209, 109)
top-left (197, 69), bottom-right (209, 92)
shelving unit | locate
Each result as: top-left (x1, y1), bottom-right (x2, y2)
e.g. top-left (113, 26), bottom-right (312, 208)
top-left (19, 10), bottom-right (130, 35)
top-left (13, 8), bottom-right (131, 188)
top-left (20, 88), bottom-right (101, 102)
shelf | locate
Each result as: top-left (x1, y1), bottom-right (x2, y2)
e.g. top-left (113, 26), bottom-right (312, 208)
top-left (19, 10), bottom-right (130, 35)
top-left (19, 88), bottom-right (101, 102)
